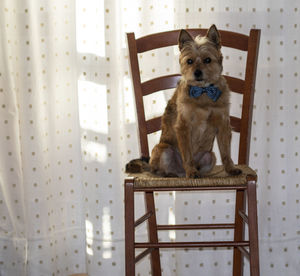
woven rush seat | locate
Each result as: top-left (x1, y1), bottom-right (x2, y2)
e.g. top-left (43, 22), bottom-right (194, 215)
top-left (129, 165), bottom-right (257, 188)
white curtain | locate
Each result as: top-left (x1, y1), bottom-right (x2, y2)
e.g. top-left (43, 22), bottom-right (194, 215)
top-left (0, 0), bottom-right (299, 275)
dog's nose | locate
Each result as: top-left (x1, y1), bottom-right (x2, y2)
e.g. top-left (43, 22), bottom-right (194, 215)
top-left (194, 69), bottom-right (202, 79)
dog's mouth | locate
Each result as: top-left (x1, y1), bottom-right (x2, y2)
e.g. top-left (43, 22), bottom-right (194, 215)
top-left (188, 78), bottom-right (210, 87)
top-left (194, 75), bottom-right (206, 83)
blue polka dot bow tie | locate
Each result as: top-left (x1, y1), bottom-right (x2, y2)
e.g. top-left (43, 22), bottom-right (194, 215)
top-left (189, 84), bottom-right (222, 102)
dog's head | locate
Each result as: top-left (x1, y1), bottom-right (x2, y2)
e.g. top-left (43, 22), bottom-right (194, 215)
top-left (178, 25), bottom-right (223, 86)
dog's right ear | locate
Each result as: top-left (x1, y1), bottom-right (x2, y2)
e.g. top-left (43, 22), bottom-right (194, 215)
top-left (178, 29), bottom-right (193, 51)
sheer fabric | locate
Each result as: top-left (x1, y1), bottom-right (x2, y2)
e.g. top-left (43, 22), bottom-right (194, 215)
top-left (0, 1), bottom-right (299, 275)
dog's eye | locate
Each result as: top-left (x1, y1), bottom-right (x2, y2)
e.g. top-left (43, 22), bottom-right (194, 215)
top-left (187, 59), bottom-right (193, 65)
top-left (203, 57), bottom-right (211, 64)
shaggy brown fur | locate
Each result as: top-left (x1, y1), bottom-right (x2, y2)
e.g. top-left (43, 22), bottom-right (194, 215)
top-left (126, 25), bottom-right (241, 178)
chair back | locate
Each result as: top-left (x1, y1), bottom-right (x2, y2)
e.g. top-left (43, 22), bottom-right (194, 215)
top-left (127, 28), bottom-right (260, 165)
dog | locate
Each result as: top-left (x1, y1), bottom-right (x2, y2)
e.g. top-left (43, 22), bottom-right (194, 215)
top-left (126, 25), bottom-right (241, 178)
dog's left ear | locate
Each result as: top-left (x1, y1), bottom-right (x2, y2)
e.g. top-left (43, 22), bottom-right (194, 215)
top-left (206, 25), bottom-right (221, 49)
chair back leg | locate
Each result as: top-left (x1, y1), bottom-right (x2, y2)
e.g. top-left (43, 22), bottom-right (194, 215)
top-left (145, 192), bottom-right (162, 276)
top-left (233, 190), bottom-right (246, 276)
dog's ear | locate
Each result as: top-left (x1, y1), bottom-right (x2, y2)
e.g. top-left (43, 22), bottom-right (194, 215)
top-left (206, 25), bottom-right (221, 49)
top-left (178, 29), bottom-right (194, 51)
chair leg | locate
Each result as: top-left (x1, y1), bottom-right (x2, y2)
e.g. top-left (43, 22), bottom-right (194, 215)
top-left (145, 192), bottom-right (162, 276)
top-left (125, 180), bottom-right (135, 276)
top-left (247, 180), bottom-right (260, 276)
top-left (233, 190), bottom-right (246, 276)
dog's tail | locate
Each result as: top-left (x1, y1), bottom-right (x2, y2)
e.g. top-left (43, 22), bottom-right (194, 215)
top-left (125, 156), bottom-right (151, 173)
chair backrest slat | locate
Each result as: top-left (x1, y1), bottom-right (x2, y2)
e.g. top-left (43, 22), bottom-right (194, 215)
top-left (145, 115), bottom-right (241, 136)
top-left (142, 74), bottom-right (181, 96)
top-left (127, 28), bottom-right (260, 164)
top-left (224, 76), bottom-right (245, 95)
top-left (230, 116), bottom-right (241, 133)
top-left (146, 117), bottom-right (162, 134)
top-left (142, 75), bottom-right (244, 97)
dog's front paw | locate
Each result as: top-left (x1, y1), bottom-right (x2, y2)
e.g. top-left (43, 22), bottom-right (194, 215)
top-left (186, 168), bottom-right (202, 178)
top-left (227, 167), bottom-right (242, 176)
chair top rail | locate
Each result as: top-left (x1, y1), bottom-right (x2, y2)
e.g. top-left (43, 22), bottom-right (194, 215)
top-left (134, 29), bottom-right (249, 53)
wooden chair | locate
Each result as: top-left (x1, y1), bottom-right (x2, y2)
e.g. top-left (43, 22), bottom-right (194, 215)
top-left (125, 28), bottom-right (260, 276)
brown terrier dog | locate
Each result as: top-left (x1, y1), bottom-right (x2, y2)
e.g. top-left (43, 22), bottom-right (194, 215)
top-left (126, 25), bottom-right (241, 178)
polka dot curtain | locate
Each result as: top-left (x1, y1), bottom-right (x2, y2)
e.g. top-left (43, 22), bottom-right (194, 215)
top-left (0, 0), bottom-right (299, 275)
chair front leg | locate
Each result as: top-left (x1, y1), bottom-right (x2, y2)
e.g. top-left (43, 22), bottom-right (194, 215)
top-left (247, 180), bottom-right (260, 276)
top-left (125, 179), bottom-right (135, 276)
top-left (145, 192), bottom-right (162, 276)
top-left (233, 190), bottom-right (246, 276)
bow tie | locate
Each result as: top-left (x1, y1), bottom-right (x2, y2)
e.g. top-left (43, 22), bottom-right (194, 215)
top-left (189, 84), bottom-right (222, 102)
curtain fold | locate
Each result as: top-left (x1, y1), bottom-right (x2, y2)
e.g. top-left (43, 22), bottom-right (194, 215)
top-left (1, 1), bottom-right (87, 275)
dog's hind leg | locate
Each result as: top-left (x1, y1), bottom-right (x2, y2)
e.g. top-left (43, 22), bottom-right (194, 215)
top-left (194, 151), bottom-right (216, 175)
top-left (160, 146), bottom-right (186, 177)
top-left (150, 143), bottom-right (185, 177)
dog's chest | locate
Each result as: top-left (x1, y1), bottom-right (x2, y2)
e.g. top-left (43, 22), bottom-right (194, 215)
top-left (189, 107), bottom-right (217, 149)
top-left (191, 106), bottom-right (209, 128)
